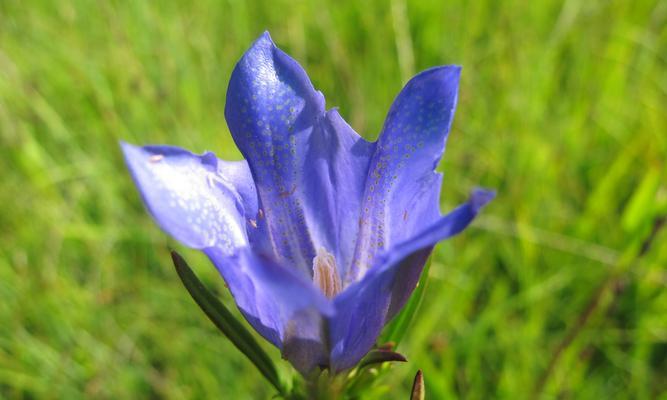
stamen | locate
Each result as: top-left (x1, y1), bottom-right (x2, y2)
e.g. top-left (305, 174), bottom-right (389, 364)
top-left (312, 247), bottom-right (342, 299)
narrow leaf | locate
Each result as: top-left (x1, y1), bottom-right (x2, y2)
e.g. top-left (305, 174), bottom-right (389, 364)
top-left (621, 167), bottom-right (661, 234)
top-left (358, 349), bottom-right (407, 370)
top-left (170, 250), bottom-right (285, 395)
top-left (381, 257), bottom-right (432, 346)
top-left (410, 370), bottom-right (425, 400)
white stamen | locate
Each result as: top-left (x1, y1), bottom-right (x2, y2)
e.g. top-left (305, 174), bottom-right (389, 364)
top-left (313, 247), bottom-right (342, 299)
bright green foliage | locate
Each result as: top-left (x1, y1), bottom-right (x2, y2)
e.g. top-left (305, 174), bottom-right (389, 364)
top-left (0, 0), bottom-right (666, 399)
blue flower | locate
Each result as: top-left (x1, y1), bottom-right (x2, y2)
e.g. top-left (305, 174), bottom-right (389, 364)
top-left (121, 32), bottom-right (493, 374)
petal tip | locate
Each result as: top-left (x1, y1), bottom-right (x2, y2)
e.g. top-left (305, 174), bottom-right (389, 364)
top-left (436, 65), bottom-right (462, 83)
top-left (414, 64), bottom-right (461, 83)
top-left (441, 64), bottom-right (462, 75)
top-left (119, 141), bottom-right (143, 166)
top-left (257, 30), bottom-right (275, 47)
top-left (234, 31), bottom-right (275, 71)
top-left (119, 140), bottom-right (135, 153)
top-left (470, 188), bottom-right (495, 213)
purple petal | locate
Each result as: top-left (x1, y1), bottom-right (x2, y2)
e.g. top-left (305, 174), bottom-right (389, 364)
top-left (347, 66), bottom-right (461, 283)
top-left (304, 110), bottom-right (375, 279)
top-left (225, 32), bottom-right (374, 278)
top-left (330, 189), bottom-right (494, 372)
top-left (121, 142), bottom-right (256, 254)
top-left (205, 247), bottom-right (333, 374)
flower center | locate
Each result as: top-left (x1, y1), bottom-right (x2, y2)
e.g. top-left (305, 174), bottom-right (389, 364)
top-left (312, 247), bottom-right (342, 299)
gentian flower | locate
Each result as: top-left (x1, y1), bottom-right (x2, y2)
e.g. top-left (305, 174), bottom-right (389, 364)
top-left (121, 32), bottom-right (493, 375)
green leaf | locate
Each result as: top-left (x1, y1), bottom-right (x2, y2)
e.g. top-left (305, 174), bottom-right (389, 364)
top-left (380, 257), bottom-right (432, 346)
top-left (170, 251), bottom-right (285, 395)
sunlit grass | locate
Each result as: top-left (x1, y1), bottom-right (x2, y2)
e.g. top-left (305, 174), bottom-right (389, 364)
top-left (1, 0), bottom-right (665, 398)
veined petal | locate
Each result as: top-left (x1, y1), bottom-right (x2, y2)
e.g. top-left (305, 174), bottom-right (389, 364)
top-left (205, 247), bottom-right (333, 374)
top-left (225, 32), bottom-right (374, 278)
top-left (304, 110), bottom-right (375, 279)
top-left (330, 189), bottom-right (494, 372)
top-left (122, 140), bottom-right (336, 374)
top-left (121, 142), bottom-right (256, 254)
top-left (348, 66), bottom-right (461, 283)
top-left (225, 31), bottom-right (323, 275)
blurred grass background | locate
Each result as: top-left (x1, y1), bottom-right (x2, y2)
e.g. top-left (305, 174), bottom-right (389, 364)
top-left (1, 0), bottom-right (666, 398)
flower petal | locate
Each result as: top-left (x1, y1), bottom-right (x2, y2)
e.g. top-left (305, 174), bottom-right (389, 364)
top-left (122, 140), bottom-right (335, 373)
top-left (120, 142), bottom-right (256, 254)
top-left (205, 246), bottom-right (333, 374)
top-left (225, 32), bottom-right (374, 277)
top-left (225, 32), bottom-right (322, 274)
top-left (348, 66), bottom-right (461, 283)
top-left (330, 189), bottom-right (494, 372)
top-left (304, 109), bottom-right (375, 279)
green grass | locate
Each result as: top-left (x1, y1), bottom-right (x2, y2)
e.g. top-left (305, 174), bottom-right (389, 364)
top-left (1, 0), bottom-right (666, 398)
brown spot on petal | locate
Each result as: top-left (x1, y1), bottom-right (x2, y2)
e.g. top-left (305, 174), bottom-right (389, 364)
top-left (279, 184), bottom-right (297, 198)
